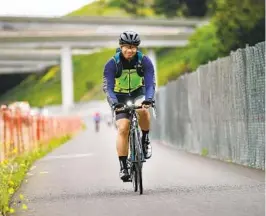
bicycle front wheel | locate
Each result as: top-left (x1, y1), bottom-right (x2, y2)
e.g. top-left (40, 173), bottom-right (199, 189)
top-left (135, 162), bottom-right (143, 195)
top-left (132, 164), bottom-right (138, 192)
top-left (134, 128), bottom-right (143, 195)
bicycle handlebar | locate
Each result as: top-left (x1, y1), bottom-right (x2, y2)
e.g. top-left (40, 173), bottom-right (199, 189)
top-left (123, 105), bottom-right (143, 112)
top-left (112, 101), bottom-right (157, 119)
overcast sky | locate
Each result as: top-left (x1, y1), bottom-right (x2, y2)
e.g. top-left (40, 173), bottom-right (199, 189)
top-left (0, 0), bottom-right (95, 17)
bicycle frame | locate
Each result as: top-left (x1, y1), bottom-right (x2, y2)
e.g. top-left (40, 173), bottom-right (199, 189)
top-left (113, 100), bottom-right (156, 163)
top-left (128, 107), bottom-right (145, 164)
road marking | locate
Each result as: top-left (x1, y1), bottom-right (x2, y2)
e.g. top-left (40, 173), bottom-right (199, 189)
top-left (39, 171), bottom-right (49, 174)
top-left (42, 153), bottom-right (93, 161)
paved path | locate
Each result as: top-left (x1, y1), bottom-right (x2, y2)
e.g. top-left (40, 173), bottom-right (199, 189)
top-left (12, 118), bottom-right (265, 216)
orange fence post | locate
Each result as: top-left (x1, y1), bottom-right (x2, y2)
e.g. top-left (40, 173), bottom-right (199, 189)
top-left (0, 106), bottom-right (82, 162)
top-left (2, 110), bottom-right (8, 159)
top-left (36, 115), bottom-right (41, 142)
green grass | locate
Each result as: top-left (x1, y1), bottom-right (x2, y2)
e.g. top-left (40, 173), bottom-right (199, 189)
top-left (67, 0), bottom-right (156, 17)
top-left (0, 134), bottom-right (73, 215)
top-left (73, 49), bottom-right (115, 102)
top-left (68, 1), bottom-right (130, 17)
top-left (156, 47), bottom-right (188, 86)
top-left (201, 148), bottom-right (209, 157)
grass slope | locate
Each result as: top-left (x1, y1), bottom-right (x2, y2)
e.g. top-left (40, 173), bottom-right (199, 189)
top-left (67, 0), bottom-right (156, 17)
top-left (68, 0), bottom-right (129, 17)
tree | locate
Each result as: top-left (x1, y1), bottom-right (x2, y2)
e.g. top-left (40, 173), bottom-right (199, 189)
top-left (120, 0), bottom-right (213, 18)
top-left (153, 0), bottom-right (183, 17)
top-left (185, 22), bottom-right (220, 69)
top-left (183, 0), bottom-right (209, 17)
top-left (120, 0), bottom-right (146, 17)
top-left (152, 0), bottom-right (212, 17)
top-left (213, 0), bottom-right (265, 54)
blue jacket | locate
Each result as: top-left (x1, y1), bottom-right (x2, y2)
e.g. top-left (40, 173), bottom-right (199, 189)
top-left (103, 53), bottom-right (156, 105)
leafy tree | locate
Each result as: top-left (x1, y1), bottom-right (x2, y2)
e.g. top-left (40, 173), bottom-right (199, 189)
top-left (185, 22), bottom-right (220, 69)
top-left (119, 0), bottom-right (147, 17)
top-left (153, 0), bottom-right (183, 17)
top-left (183, 0), bottom-right (209, 17)
top-left (152, 0), bottom-right (212, 17)
top-left (212, 0), bottom-right (265, 54)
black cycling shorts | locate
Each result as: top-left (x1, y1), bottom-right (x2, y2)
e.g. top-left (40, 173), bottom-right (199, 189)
top-left (114, 87), bottom-right (145, 121)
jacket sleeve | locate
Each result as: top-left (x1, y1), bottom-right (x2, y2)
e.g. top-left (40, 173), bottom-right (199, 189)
top-left (142, 56), bottom-right (156, 100)
top-left (103, 59), bottom-right (118, 105)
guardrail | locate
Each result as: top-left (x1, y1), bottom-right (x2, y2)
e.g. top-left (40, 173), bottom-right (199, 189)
top-left (0, 106), bottom-right (82, 162)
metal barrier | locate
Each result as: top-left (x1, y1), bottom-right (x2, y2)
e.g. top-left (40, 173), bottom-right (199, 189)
top-left (151, 41), bottom-right (265, 170)
top-left (0, 106), bottom-right (82, 162)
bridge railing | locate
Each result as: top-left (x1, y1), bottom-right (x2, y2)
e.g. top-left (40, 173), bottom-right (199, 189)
top-left (0, 106), bottom-right (82, 162)
top-left (151, 41), bottom-right (265, 170)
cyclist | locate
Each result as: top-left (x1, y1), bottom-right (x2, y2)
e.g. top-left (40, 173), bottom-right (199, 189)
top-left (103, 30), bottom-right (155, 181)
top-left (93, 112), bottom-right (101, 132)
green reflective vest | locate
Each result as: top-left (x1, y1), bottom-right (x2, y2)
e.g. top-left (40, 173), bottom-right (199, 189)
top-left (113, 51), bottom-right (144, 94)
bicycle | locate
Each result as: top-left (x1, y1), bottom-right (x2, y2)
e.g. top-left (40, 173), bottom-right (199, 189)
top-left (113, 100), bottom-right (156, 195)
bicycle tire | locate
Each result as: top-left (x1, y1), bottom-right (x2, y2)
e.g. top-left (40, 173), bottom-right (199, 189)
top-left (129, 130), bottom-right (138, 192)
top-left (134, 128), bottom-right (143, 195)
top-left (132, 164), bottom-right (138, 192)
top-left (135, 162), bottom-right (143, 194)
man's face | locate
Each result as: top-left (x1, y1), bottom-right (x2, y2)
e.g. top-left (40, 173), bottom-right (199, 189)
top-left (120, 44), bottom-right (137, 60)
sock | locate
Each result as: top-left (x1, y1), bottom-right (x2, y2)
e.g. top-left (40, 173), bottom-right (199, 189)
top-left (119, 156), bottom-right (128, 170)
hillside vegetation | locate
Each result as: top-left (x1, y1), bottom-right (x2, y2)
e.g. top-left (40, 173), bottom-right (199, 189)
top-left (68, 0), bottom-right (156, 17)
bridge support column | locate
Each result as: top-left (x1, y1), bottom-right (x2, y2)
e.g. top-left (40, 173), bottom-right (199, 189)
top-left (60, 46), bottom-right (74, 112)
top-left (147, 48), bottom-right (158, 91)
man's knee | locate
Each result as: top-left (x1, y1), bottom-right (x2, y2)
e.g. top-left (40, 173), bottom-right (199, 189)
top-left (116, 119), bottom-right (130, 136)
top-left (137, 108), bottom-right (150, 119)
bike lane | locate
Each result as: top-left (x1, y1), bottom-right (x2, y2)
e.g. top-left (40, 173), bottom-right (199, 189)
top-left (11, 119), bottom-right (264, 216)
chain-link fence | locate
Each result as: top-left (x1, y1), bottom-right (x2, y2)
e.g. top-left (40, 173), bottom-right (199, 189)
top-left (151, 41), bottom-right (265, 170)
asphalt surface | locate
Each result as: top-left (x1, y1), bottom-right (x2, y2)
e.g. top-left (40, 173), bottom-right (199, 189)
top-left (11, 118), bottom-right (265, 216)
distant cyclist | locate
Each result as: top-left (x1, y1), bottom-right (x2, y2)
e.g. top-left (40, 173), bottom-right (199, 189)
top-left (93, 112), bottom-right (101, 132)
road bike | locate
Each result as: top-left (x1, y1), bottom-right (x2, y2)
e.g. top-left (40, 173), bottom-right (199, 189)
top-left (114, 100), bottom-right (156, 195)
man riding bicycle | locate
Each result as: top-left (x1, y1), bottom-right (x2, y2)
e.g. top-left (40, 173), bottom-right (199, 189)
top-left (103, 30), bottom-right (155, 181)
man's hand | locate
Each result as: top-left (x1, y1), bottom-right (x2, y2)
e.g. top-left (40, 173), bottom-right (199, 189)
top-left (141, 100), bottom-right (152, 109)
top-left (112, 103), bottom-right (125, 112)
top-left (142, 104), bottom-right (151, 109)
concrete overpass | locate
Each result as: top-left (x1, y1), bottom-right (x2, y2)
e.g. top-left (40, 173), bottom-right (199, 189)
top-left (0, 16), bottom-right (207, 110)
top-left (0, 48), bottom-right (101, 74)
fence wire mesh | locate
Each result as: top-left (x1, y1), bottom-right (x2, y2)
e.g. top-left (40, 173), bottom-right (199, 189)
top-left (151, 42), bottom-right (265, 170)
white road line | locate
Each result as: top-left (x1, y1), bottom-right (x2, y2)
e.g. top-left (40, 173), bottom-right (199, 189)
top-left (42, 153), bottom-right (93, 161)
